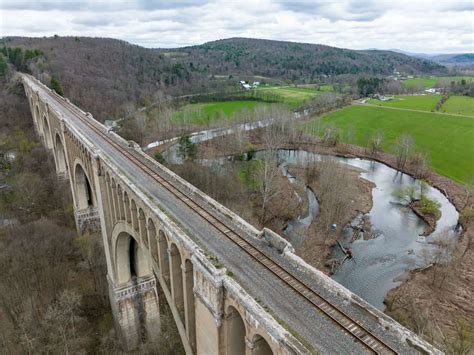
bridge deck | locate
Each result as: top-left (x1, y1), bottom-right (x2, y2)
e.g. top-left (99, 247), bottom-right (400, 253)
top-left (26, 75), bottom-right (434, 354)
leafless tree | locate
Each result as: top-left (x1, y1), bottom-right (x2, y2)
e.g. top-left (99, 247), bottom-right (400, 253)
top-left (256, 148), bottom-right (281, 225)
top-left (410, 151), bottom-right (430, 179)
top-left (314, 160), bottom-right (353, 230)
top-left (420, 231), bottom-right (457, 288)
top-left (369, 129), bottom-right (383, 157)
top-left (395, 134), bottom-right (415, 170)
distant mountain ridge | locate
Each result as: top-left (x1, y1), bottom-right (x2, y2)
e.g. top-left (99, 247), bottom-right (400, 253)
top-left (389, 49), bottom-right (474, 66)
top-left (159, 37), bottom-right (445, 80)
top-left (2, 36), bottom-right (446, 120)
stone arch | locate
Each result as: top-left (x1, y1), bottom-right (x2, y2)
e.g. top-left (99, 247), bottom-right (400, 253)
top-left (74, 162), bottom-right (95, 209)
top-left (138, 209), bottom-right (147, 247)
top-left (252, 334), bottom-right (273, 355)
top-left (54, 132), bottom-right (67, 173)
top-left (123, 191), bottom-right (131, 223)
top-left (34, 104), bottom-right (42, 133)
top-left (158, 230), bottom-right (170, 289)
top-left (114, 225), bottom-right (152, 285)
top-left (170, 243), bottom-right (184, 320)
top-left (148, 218), bottom-right (159, 263)
top-left (226, 306), bottom-right (247, 355)
top-left (117, 185), bottom-right (124, 220)
top-left (111, 178), bottom-right (118, 222)
top-left (131, 199), bottom-right (139, 232)
top-left (42, 114), bottom-right (53, 149)
top-left (183, 259), bottom-right (196, 350)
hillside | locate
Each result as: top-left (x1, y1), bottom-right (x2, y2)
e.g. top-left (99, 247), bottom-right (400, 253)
top-left (161, 38), bottom-right (446, 81)
top-left (430, 53), bottom-right (474, 66)
top-left (2, 36), bottom-right (214, 121)
top-left (2, 36), bottom-right (445, 121)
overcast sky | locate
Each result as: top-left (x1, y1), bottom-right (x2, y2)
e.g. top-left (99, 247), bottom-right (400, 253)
top-left (1, 0), bottom-right (473, 53)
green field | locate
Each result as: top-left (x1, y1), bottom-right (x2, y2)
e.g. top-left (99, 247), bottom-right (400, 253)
top-left (402, 76), bottom-right (474, 88)
top-left (173, 100), bottom-right (271, 125)
top-left (439, 95), bottom-right (474, 117)
top-left (368, 95), bottom-right (442, 111)
top-left (254, 85), bottom-right (334, 108)
top-left (303, 105), bottom-right (474, 183)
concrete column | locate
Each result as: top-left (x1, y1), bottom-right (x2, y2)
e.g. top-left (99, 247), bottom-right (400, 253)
top-left (92, 156), bottom-right (115, 281)
top-left (108, 275), bottom-right (161, 351)
top-left (182, 260), bottom-right (196, 352)
top-left (192, 258), bottom-right (226, 355)
top-left (245, 336), bottom-right (255, 355)
top-left (169, 246), bottom-right (184, 320)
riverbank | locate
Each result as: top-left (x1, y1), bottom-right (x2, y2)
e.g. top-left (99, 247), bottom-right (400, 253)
top-left (409, 200), bottom-right (439, 236)
top-left (197, 130), bottom-right (473, 347)
top-left (288, 165), bottom-right (374, 273)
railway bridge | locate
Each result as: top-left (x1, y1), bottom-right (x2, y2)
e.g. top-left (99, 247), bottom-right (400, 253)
top-left (21, 73), bottom-right (440, 354)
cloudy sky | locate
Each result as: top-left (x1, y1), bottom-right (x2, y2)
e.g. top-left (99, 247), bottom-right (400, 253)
top-left (1, 0), bottom-right (473, 53)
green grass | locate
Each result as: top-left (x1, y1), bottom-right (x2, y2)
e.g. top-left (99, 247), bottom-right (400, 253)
top-left (439, 96), bottom-right (474, 117)
top-left (253, 85), bottom-right (334, 108)
top-left (367, 95), bottom-right (442, 111)
top-left (303, 105), bottom-right (474, 183)
top-left (173, 100), bottom-right (271, 125)
top-left (402, 76), bottom-right (474, 88)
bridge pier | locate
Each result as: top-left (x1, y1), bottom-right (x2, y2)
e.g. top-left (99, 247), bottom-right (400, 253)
top-left (193, 261), bottom-right (226, 354)
top-left (74, 206), bottom-right (101, 233)
top-left (108, 275), bottom-right (161, 350)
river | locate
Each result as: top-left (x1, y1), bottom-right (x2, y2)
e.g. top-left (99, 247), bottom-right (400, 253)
top-left (162, 142), bottom-right (459, 310)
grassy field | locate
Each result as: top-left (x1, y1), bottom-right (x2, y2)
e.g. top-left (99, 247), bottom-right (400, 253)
top-left (253, 85), bottom-right (333, 108)
top-left (173, 100), bottom-right (272, 125)
top-left (439, 95), bottom-right (474, 117)
top-left (303, 105), bottom-right (474, 183)
top-left (368, 95), bottom-right (442, 111)
top-left (402, 76), bottom-right (474, 88)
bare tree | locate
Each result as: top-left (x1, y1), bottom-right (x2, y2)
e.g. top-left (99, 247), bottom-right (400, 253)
top-left (369, 129), bottom-right (383, 157)
top-left (410, 151), bottom-right (429, 178)
top-left (395, 134), bottom-right (415, 170)
top-left (420, 231), bottom-right (457, 288)
top-left (315, 160), bottom-right (353, 230)
top-left (256, 148), bottom-right (281, 225)
top-left (441, 318), bottom-right (473, 355)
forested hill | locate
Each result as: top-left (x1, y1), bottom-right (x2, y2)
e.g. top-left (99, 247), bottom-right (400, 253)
top-left (2, 36), bottom-right (212, 120)
top-left (160, 37), bottom-right (446, 80)
top-left (2, 36), bottom-right (445, 121)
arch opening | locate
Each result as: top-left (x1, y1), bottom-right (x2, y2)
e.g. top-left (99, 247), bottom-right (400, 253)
top-left (170, 244), bottom-right (184, 320)
top-left (226, 306), bottom-right (246, 355)
top-left (138, 209), bottom-right (147, 247)
top-left (158, 230), bottom-right (170, 289)
top-left (35, 105), bottom-right (42, 133)
top-left (54, 133), bottom-right (67, 173)
top-left (116, 232), bottom-right (152, 285)
top-left (42, 115), bottom-right (53, 149)
top-left (148, 219), bottom-right (159, 263)
top-left (184, 259), bottom-right (196, 350)
top-left (74, 163), bottom-right (94, 209)
top-left (252, 334), bottom-right (273, 355)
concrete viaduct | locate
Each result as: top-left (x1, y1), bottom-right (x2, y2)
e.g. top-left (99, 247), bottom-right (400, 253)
top-left (21, 73), bottom-right (441, 354)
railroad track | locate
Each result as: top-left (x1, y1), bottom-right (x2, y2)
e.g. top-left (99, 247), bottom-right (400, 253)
top-left (36, 77), bottom-right (397, 355)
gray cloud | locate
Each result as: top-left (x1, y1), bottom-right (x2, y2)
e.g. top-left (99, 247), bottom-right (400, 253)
top-left (1, 0), bottom-right (472, 53)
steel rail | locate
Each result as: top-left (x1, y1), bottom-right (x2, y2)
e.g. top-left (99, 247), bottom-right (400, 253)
top-left (38, 79), bottom-right (397, 355)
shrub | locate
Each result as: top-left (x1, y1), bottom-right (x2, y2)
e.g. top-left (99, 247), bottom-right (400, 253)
top-left (419, 196), bottom-right (441, 216)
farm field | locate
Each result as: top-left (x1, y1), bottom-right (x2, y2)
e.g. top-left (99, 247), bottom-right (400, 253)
top-left (401, 76), bottom-right (474, 88)
top-left (367, 95), bottom-right (442, 111)
top-left (439, 95), bottom-right (474, 117)
top-left (303, 105), bottom-right (474, 182)
top-left (253, 85), bottom-right (334, 108)
top-left (172, 100), bottom-right (271, 125)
